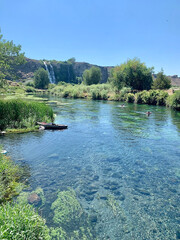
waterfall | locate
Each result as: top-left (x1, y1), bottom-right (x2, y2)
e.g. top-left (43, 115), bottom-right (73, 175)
top-left (43, 61), bottom-right (56, 84)
top-left (49, 63), bottom-right (56, 84)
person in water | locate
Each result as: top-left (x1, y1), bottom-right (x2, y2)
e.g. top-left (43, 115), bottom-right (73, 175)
top-left (146, 111), bottom-right (152, 116)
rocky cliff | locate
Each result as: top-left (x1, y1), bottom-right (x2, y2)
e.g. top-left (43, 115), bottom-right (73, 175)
top-left (14, 58), bottom-right (113, 84)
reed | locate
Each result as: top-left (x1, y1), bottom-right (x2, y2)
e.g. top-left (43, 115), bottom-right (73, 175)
top-left (0, 99), bottom-right (54, 130)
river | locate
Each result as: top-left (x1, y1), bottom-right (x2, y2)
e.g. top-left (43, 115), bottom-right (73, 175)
top-left (0, 97), bottom-right (180, 239)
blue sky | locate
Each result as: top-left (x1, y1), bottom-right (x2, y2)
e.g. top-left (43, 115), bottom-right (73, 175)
top-left (0, 0), bottom-right (180, 76)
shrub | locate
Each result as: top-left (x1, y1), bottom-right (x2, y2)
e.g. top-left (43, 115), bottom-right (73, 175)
top-left (0, 202), bottom-right (50, 240)
top-left (25, 81), bottom-right (34, 87)
top-left (25, 86), bottom-right (35, 93)
top-left (126, 93), bottom-right (135, 103)
top-left (156, 91), bottom-right (168, 106)
top-left (166, 90), bottom-right (180, 110)
top-left (135, 90), bottom-right (168, 105)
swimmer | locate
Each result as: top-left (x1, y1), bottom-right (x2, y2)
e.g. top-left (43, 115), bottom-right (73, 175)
top-left (146, 111), bottom-right (152, 116)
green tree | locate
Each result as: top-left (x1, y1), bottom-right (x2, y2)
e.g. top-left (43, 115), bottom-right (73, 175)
top-left (34, 68), bottom-right (49, 89)
top-left (67, 57), bottom-right (76, 64)
top-left (152, 70), bottom-right (171, 89)
top-left (109, 58), bottom-right (154, 91)
top-left (83, 66), bottom-right (102, 85)
top-left (0, 31), bottom-right (25, 86)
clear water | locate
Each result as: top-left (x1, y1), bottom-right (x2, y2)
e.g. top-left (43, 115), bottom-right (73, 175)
top-left (1, 97), bottom-right (180, 239)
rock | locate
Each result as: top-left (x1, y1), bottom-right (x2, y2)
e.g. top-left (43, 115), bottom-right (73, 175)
top-left (135, 187), bottom-right (151, 196)
top-left (93, 175), bottom-right (99, 181)
top-left (100, 195), bottom-right (108, 200)
top-left (48, 153), bottom-right (59, 159)
top-left (111, 172), bottom-right (122, 178)
top-left (28, 193), bottom-right (41, 206)
top-left (176, 230), bottom-right (180, 239)
top-left (89, 214), bottom-right (97, 223)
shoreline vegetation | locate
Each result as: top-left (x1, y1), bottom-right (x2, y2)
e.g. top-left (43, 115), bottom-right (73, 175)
top-left (45, 83), bottom-right (180, 111)
top-left (0, 99), bottom-right (54, 133)
top-left (0, 150), bottom-right (51, 239)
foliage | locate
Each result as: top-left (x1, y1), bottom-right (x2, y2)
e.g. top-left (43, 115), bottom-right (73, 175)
top-left (25, 81), bottom-right (35, 87)
top-left (135, 90), bottom-right (168, 105)
top-left (0, 152), bottom-right (23, 203)
top-left (25, 86), bottom-right (36, 93)
top-left (34, 68), bottom-right (49, 89)
top-left (125, 93), bottom-right (135, 103)
top-left (0, 99), bottom-right (54, 130)
top-left (166, 90), bottom-right (180, 110)
top-left (83, 66), bottom-right (102, 85)
top-left (48, 82), bottom-right (112, 100)
top-left (109, 58), bottom-right (153, 91)
top-left (0, 202), bottom-right (50, 240)
top-left (0, 31), bottom-right (25, 86)
top-left (152, 70), bottom-right (171, 89)
top-left (67, 57), bottom-right (76, 64)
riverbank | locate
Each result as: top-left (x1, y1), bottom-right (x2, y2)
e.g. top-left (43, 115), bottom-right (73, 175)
top-left (44, 83), bottom-right (180, 110)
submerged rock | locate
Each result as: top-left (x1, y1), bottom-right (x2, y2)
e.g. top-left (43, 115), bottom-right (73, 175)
top-left (28, 193), bottom-right (41, 206)
top-left (48, 153), bottom-right (59, 159)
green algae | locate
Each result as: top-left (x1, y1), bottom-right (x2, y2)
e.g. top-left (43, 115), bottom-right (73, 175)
top-left (17, 187), bottom-right (46, 207)
top-left (51, 188), bottom-right (95, 239)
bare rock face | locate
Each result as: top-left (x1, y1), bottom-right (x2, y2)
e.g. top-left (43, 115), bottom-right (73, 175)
top-left (28, 193), bottom-right (41, 206)
top-left (15, 58), bottom-right (43, 80)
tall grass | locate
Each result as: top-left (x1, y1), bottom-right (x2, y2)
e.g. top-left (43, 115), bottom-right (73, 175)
top-left (0, 99), bottom-right (54, 130)
top-left (48, 82), bottom-right (113, 99)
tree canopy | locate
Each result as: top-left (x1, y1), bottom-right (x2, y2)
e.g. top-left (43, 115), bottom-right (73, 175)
top-left (34, 68), bottom-right (49, 89)
top-left (0, 31), bottom-right (25, 86)
top-left (83, 66), bottom-right (102, 85)
top-left (152, 70), bottom-right (171, 89)
top-left (109, 58), bottom-right (154, 91)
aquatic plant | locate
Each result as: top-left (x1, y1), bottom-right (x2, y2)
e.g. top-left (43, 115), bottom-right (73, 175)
top-left (0, 202), bottom-right (50, 240)
top-left (51, 188), bottom-right (83, 227)
top-left (50, 227), bottom-right (67, 240)
top-left (17, 187), bottom-right (46, 207)
top-left (51, 188), bottom-right (95, 239)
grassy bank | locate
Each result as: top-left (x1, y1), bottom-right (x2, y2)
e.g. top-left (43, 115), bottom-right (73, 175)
top-left (0, 99), bottom-right (54, 131)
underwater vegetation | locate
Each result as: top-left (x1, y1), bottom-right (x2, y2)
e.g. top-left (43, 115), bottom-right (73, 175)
top-left (51, 188), bottom-right (96, 239)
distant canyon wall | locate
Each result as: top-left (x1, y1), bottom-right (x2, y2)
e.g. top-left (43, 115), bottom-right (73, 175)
top-left (14, 58), bottom-right (180, 86)
top-left (14, 58), bottom-right (113, 84)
